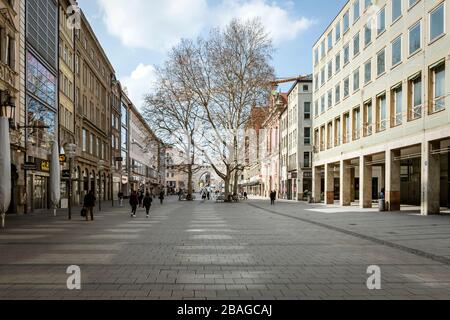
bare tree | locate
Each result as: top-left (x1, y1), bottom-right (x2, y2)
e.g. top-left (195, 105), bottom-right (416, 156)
top-left (142, 51), bottom-right (204, 200)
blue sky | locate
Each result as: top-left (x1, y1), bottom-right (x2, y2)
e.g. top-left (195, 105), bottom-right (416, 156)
top-left (78, 0), bottom-right (347, 107)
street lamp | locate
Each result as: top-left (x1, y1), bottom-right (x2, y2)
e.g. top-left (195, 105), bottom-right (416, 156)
top-left (65, 143), bottom-right (77, 220)
top-left (98, 160), bottom-right (105, 212)
top-left (0, 91), bottom-right (15, 228)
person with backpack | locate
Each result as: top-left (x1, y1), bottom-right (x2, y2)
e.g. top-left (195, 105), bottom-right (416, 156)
top-left (143, 192), bottom-right (153, 218)
top-left (129, 190), bottom-right (139, 218)
top-left (159, 190), bottom-right (165, 205)
top-left (83, 190), bottom-right (96, 221)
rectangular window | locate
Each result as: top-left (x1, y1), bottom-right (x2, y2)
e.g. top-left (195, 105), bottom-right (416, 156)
top-left (353, 107), bottom-right (361, 140)
top-left (335, 84), bottom-right (341, 104)
top-left (392, 36), bottom-right (402, 66)
top-left (328, 61), bottom-right (333, 80)
top-left (353, 68), bottom-right (360, 92)
top-left (430, 3), bottom-right (445, 42)
top-left (335, 52), bottom-right (341, 73)
top-left (365, 0), bottom-right (372, 10)
top-left (430, 62), bottom-right (446, 113)
top-left (343, 113), bottom-right (350, 143)
top-left (82, 129), bottom-right (87, 152)
top-left (304, 102), bottom-right (311, 119)
top-left (343, 10), bottom-right (350, 33)
top-left (314, 101), bottom-right (319, 116)
top-left (353, 0), bottom-right (360, 23)
top-left (409, 21), bottom-right (421, 55)
top-left (314, 74), bottom-right (319, 90)
top-left (408, 74), bottom-right (422, 120)
top-left (303, 152), bottom-right (311, 168)
top-left (376, 94), bottom-right (387, 132)
top-left (353, 32), bottom-right (360, 56)
top-left (327, 32), bottom-right (333, 51)
top-left (409, 0), bottom-right (419, 8)
top-left (334, 117), bottom-right (341, 146)
top-left (392, 0), bottom-right (402, 22)
top-left (335, 23), bottom-right (341, 41)
top-left (392, 85), bottom-right (403, 126)
top-left (377, 48), bottom-right (386, 76)
top-left (364, 60), bottom-right (372, 84)
top-left (320, 126), bottom-right (325, 151)
top-left (377, 7), bottom-right (386, 35)
top-left (344, 77), bottom-right (350, 98)
top-left (321, 40), bottom-right (325, 58)
top-left (314, 48), bottom-right (319, 65)
top-left (304, 128), bottom-right (311, 145)
top-left (327, 122), bottom-right (333, 149)
top-left (364, 21), bottom-right (372, 46)
top-left (321, 95), bottom-right (325, 113)
top-left (364, 100), bottom-right (373, 136)
top-left (328, 89), bottom-right (333, 109)
top-left (344, 43), bottom-right (350, 64)
top-left (321, 67), bottom-right (325, 86)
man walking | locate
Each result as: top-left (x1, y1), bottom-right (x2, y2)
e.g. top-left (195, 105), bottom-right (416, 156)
top-left (159, 190), bottom-right (165, 205)
top-left (83, 190), bottom-right (96, 221)
top-left (129, 190), bottom-right (139, 218)
top-left (143, 192), bottom-right (153, 219)
top-left (270, 190), bottom-right (276, 205)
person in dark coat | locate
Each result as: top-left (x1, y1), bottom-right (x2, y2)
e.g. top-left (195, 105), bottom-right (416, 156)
top-left (159, 191), bottom-right (165, 205)
top-left (270, 191), bottom-right (276, 205)
top-left (83, 190), bottom-right (96, 221)
top-left (129, 191), bottom-right (139, 218)
top-left (143, 192), bottom-right (153, 218)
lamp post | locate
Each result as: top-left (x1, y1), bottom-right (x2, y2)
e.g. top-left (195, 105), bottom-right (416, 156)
top-left (65, 143), bottom-right (77, 220)
top-left (98, 160), bottom-right (105, 212)
top-left (0, 91), bottom-right (15, 228)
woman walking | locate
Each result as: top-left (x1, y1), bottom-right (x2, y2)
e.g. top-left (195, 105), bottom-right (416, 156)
top-left (129, 190), bottom-right (139, 218)
top-left (143, 192), bottom-right (153, 218)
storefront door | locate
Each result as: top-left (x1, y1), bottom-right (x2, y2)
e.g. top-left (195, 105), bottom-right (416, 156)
top-left (34, 176), bottom-right (48, 210)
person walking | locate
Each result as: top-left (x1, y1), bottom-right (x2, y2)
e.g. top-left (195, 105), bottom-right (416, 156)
top-left (143, 192), bottom-right (153, 218)
top-left (118, 191), bottom-right (124, 207)
top-left (129, 190), bottom-right (139, 218)
top-left (159, 190), bottom-right (165, 205)
top-left (270, 191), bottom-right (276, 206)
top-left (83, 190), bottom-right (96, 221)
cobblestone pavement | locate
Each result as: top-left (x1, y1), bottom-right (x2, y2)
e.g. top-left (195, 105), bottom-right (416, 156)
top-left (1, 197), bottom-right (450, 300)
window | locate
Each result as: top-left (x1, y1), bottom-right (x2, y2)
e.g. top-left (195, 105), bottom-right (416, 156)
top-left (82, 129), bottom-right (87, 152)
top-left (335, 22), bottom-right (341, 41)
top-left (364, 60), bottom-right (372, 84)
top-left (430, 3), bottom-right (445, 42)
top-left (408, 74), bottom-right (422, 120)
top-left (343, 113), bottom-right (350, 143)
top-left (344, 77), bottom-right (350, 98)
top-left (304, 102), bottom-right (311, 119)
top-left (321, 40), bottom-right (325, 59)
top-left (353, 68), bottom-right (360, 92)
top-left (353, 107), bottom-right (361, 140)
top-left (335, 52), bottom-right (341, 73)
top-left (409, 21), bottom-right (421, 55)
top-left (364, 100), bottom-right (373, 136)
top-left (321, 67), bottom-right (325, 86)
top-left (343, 10), bottom-right (350, 33)
top-left (304, 128), bottom-right (311, 145)
top-left (392, 85), bottom-right (403, 126)
top-left (376, 94), bottom-right (387, 132)
top-left (377, 7), bottom-right (386, 35)
top-left (334, 117), bottom-right (341, 146)
top-left (327, 32), bottom-right (333, 51)
top-left (327, 122), bottom-right (333, 149)
top-left (321, 95), bottom-right (325, 113)
top-left (90, 133), bottom-right (95, 155)
top-left (335, 84), bottom-right (341, 104)
top-left (314, 48), bottom-right (319, 65)
top-left (353, 0), bottom-right (360, 23)
top-left (304, 152), bottom-right (311, 168)
top-left (314, 129), bottom-right (319, 151)
top-left (328, 61), bottom-right (333, 80)
top-left (409, 0), bottom-right (419, 8)
top-left (392, 36), bottom-right (402, 66)
top-left (364, 21), bottom-right (372, 46)
top-left (314, 74), bottom-right (319, 90)
top-left (320, 126), bottom-right (325, 151)
top-left (377, 48), bottom-right (386, 76)
top-left (430, 62), bottom-right (445, 113)
top-left (353, 32), bottom-right (360, 56)
top-left (314, 101), bottom-right (319, 116)
top-left (303, 85), bottom-right (309, 92)
top-left (392, 0), bottom-right (402, 22)
top-left (343, 43), bottom-right (350, 64)
top-left (365, 0), bottom-right (372, 10)
top-left (328, 89), bottom-right (333, 109)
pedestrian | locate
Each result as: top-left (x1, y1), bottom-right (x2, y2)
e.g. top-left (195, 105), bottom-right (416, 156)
top-left (118, 191), bottom-right (124, 207)
top-left (143, 192), bottom-right (153, 218)
top-left (244, 191), bottom-right (248, 200)
top-left (380, 188), bottom-right (385, 200)
top-left (138, 191), bottom-right (144, 208)
top-left (207, 191), bottom-right (211, 200)
top-left (178, 189), bottom-right (183, 201)
top-left (270, 190), bottom-right (276, 205)
top-left (129, 190), bottom-right (139, 218)
top-left (83, 190), bottom-right (96, 221)
top-left (159, 190), bottom-right (165, 205)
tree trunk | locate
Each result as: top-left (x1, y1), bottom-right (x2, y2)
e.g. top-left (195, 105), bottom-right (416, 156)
top-left (233, 168), bottom-right (240, 196)
top-left (224, 176), bottom-right (231, 202)
top-left (187, 163), bottom-right (193, 201)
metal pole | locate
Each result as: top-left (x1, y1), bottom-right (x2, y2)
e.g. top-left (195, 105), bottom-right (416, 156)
top-left (98, 173), bottom-right (102, 212)
top-left (68, 157), bottom-right (72, 220)
top-left (111, 172), bottom-right (114, 207)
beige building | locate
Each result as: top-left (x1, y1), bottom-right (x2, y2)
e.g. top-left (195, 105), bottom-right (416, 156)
top-left (312, 0), bottom-right (449, 214)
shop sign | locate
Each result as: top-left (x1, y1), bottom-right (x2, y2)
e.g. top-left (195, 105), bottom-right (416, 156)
top-left (23, 162), bottom-right (37, 171)
top-left (40, 161), bottom-right (50, 172)
top-left (59, 154), bottom-right (67, 163)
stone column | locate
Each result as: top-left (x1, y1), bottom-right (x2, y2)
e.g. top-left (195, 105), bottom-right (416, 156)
top-left (421, 141), bottom-right (440, 215)
top-left (312, 166), bottom-right (322, 203)
top-left (325, 163), bottom-right (334, 205)
top-left (350, 168), bottom-right (355, 202)
top-left (340, 160), bottom-right (351, 206)
top-left (360, 155), bottom-right (373, 208)
top-left (386, 149), bottom-right (401, 211)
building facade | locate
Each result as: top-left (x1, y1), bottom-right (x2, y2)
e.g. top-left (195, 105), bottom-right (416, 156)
top-left (312, 0), bottom-right (450, 214)
top-left (280, 77), bottom-right (313, 201)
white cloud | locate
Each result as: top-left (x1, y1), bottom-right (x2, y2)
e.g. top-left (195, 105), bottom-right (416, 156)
top-left (121, 63), bottom-right (157, 110)
top-left (97, 0), bottom-right (314, 52)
